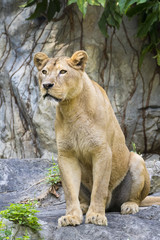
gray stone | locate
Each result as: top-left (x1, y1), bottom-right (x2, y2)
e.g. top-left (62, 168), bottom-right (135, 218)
top-left (0, 158), bottom-right (65, 209)
top-left (0, 158), bottom-right (160, 240)
top-left (145, 154), bottom-right (160, 194)
top-left (50, 206), bottom-right (160, 240)
top-left (1, 206), bottom-right (160, 240)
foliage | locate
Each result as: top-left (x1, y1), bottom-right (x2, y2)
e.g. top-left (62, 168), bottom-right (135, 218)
top-left (98, 0), bottom-right (160, 66)
top-left (0, 220), bottom-right (30, 240)
top-left (45, 159), bottom-right (61, 186)
top-left (0, 220), bottom-right (12, 240)
top-left (132, 142), bottom-right (142, 155)
top-left (68, 0), bottom-right (105, 17)
top-left (15, 236), bottom-right (30, 240)
top-left (132, 142), bottom-right (137, 153)
top-left (126, 0), bottom-right (160, 67)
top-left (20, 0), bottom-right (160, 66)
top-left (20, 0), bottom-right (61, 21)
top-left (0, 202), bottom-right (41, 232)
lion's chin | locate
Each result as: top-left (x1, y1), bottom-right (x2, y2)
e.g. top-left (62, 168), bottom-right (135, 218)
top-left (43, 93), bottom-right (62, 102)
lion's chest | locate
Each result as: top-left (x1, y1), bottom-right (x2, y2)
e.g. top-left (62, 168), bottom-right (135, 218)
top-left (56, 119), bottom-right (101, 160)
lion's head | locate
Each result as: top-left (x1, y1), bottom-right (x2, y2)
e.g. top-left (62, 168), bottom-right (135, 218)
top-left (34, 50), bottom-right (88, 103)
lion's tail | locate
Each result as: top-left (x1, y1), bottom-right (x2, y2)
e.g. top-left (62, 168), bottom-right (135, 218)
top-left (140, 196), bottom-right (160, 207)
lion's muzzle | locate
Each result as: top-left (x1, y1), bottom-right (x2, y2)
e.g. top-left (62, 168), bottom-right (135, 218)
top-left (43, 93), bottom-right (62, 102)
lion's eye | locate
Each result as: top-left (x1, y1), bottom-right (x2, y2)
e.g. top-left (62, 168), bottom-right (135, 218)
top-left (59, 70), bottom-right (67, 74)
top-left (42, 70), bottom-right (47, 75)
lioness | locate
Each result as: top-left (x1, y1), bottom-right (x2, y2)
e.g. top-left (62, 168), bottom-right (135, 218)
top-left (34, 50), bottom-right (160, 227)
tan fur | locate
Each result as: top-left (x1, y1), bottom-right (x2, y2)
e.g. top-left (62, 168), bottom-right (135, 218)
top-left (34, 50), bottom-right (160, 227)
top-left (140, 196), bottom-right (160, 207)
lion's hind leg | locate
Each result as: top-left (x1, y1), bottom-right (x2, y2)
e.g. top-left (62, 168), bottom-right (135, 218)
top-left (121, 201), bottom-right (139, 214)
top-left (80, 201), bottom-right (89, 214)
top-left (79, 183), bottom-right (90, 214)
top-left (121, 152), bottom-right (150, 215)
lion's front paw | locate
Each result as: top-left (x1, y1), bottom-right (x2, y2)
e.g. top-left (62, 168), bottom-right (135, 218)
top-left (85, 212), bottom-right (108, 226)
top-left (121, 202), bottom-right (139, 215)
top-left (58, 215), bottom-right (83, 227)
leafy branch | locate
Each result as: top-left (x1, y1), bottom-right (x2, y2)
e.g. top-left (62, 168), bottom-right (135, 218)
top-left (45, 159), bottom-right (61, 186)
top-left (98, 0), bottom-right (160, 67)
top-left (0, 202), bottom-right (41, 232)
top-left (0, 220), bottom-right (30, 240)
top-left (20, 0), bottom-right (160, 66)
top-left (20, 0), bottom-right (61, 21)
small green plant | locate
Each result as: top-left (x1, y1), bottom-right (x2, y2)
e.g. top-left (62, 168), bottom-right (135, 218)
top-left (16, 237), bottom-right (30, 240)
top-left (0, 220), bottom-right (30, 240)
top-left (132, 142), bottom-right (137, 153)
top-left (45, 159), bottom-right (61, 186)
top-left (132, 142), bottom-right (142, 156)
top-left (0, 220), bottom-right (12, 240)
top-left (0, 202), bottom-right (41, 232)
top-left (15, 234), bottom-right (30, 240)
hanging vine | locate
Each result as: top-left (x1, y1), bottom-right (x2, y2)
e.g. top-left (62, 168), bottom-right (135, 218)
top-left (20, 0), bottom-right (160, 66)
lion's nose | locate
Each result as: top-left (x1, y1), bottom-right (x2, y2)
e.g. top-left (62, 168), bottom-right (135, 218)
top-left (43, 83), bottom-right (54, 90)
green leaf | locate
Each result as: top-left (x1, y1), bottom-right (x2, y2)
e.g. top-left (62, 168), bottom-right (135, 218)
top-left (0, 203), bottom-right (41, 232)
top-left (77, 0), bottom-right (88, 17)
top-left (124, 0), bottom-right (138, 10)
top-left (68, 0), bottom-right (77, 4)
top-left (110, 8), bottom-right (122, 28)
top-left (139, 43), bottom-right (153, 67)
top-left (47, 0), bottom-right (61, 21)
top-left (126, 1), bottom-right (155, 17)
top-left (137, 0), bottom-right (147, 4)
top-left (156, 50), bottom-right (160, 66)
top-left (118, 0), bottom-right (128, 14)
top-left (159, 2), bottom-right (160, 21)
top-left (87, 0), bottom-right (98, 6)
top-left (137, 12), bottom-right (158, 38)
top-left (132, 142), bottom-right (137, 153)
top-left (27, 0), bottom-right (48, 20)
top-left (87, 0), bottom-right (101, 6)
top-left (20, 0), bottom-right (37, 8)
top-left (5, 229), bottom-right (12, 237)
top-left (149, 22), bottom-right (159, 44)
top-left (98, 12), bottom-right (108, 37)
top-left (99, 0), bottom-right (123, 29)
top-left (69, 0), bottom-right (103, 17)
top-left (97, 0), bottom-right (106, 7)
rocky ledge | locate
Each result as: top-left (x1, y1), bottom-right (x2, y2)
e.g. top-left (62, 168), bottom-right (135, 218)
top-left (0, 157), bottom-right (160, 240)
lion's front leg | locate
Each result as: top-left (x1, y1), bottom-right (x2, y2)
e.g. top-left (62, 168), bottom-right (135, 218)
top-left (85, 147), bottom-right (112, 226)
top-left (58, 153), bottom-right (83, 227)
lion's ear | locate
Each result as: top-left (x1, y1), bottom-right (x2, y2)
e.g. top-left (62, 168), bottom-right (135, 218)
top-left (69, 50), bottom-right (88, 71)
top-left (34, 52), bottom-right (49, 71)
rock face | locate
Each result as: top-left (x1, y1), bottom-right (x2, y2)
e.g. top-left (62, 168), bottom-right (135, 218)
top-left (145, 154), bottom-right (160, 194)
top-left (1, 205), bottom-right (160, 240)
top-left (0, 1), bottom-right (160, 158)
top-left (0, 157), bottom-right (160, 240)
top-left (0, 158), bottom-right (56, 208)
top-left (52, 206), bottom-right (160, 240)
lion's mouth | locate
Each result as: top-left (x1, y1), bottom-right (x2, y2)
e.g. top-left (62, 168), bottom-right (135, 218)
top-left (43, 93), bottom-right (62, 102)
